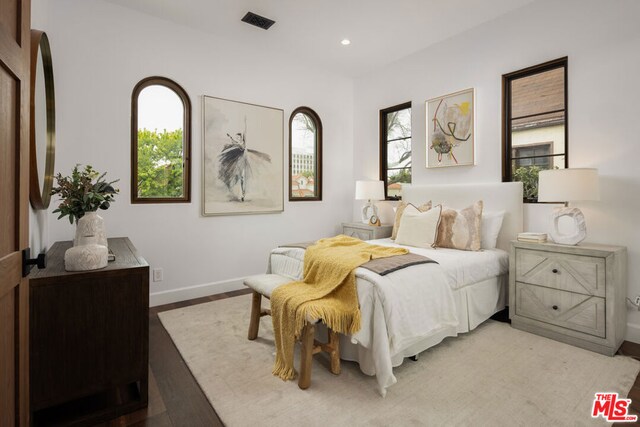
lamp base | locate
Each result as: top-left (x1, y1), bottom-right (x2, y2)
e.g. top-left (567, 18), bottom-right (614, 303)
top-left (549, 207), bottom-right (587, 245)
top-left (361, 201), bottom-right (378, 224)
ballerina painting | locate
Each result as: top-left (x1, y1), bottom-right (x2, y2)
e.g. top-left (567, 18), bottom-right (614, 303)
top-left (218, 118), bottom-right (272, 202)
top-left (203, 96), bottom-right (283, 215)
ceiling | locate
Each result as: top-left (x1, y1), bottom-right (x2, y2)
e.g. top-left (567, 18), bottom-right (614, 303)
top-left (103, 0), bottom-right (535, 77)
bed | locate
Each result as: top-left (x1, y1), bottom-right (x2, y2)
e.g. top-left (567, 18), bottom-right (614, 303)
top-left (268, 182), bottom-right (523, 396)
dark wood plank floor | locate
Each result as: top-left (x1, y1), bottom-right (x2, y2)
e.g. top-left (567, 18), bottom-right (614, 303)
top-left (103, 290), bottom-right (640, 426)
top-left (104, 288), bottom-right (251, 427)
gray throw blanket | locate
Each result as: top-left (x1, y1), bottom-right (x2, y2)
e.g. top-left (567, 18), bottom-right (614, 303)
top-left (278, 241), bottom-right (438, 276)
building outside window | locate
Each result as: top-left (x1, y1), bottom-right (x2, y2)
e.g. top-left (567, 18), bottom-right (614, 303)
top-left (502, 57), bottom-right (568, 201)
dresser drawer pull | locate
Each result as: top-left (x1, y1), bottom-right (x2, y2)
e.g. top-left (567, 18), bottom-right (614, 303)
top-left (552, 305), bottom-right (559, 310)
top-left (552, 268), bottom-right (559, 274)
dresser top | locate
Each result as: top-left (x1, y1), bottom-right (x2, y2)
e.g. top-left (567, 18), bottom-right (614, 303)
top-left (30, 237), bottom-right (148, 280)
top-left (342, 222), bottom-right (392, 230)
top-left (511, 239), bottom-right (626, 255)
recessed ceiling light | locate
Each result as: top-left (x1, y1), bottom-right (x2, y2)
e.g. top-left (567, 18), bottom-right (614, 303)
top-left (341, 39), bottom-right (351, 46)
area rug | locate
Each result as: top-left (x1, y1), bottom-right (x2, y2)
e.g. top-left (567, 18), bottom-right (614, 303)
top-left (158, 294), bottom-right (640, 426)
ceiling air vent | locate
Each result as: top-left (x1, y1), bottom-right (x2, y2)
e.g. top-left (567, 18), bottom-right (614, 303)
top-left (241, 12), bottom-right (275, 30)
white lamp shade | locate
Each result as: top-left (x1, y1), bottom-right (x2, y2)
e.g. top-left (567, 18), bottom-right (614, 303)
top-left (355, 180), bottom-right (385, 200)
top-left (538, 168), bottom-right (600, 202)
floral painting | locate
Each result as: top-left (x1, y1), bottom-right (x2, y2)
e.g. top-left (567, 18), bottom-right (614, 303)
top-left (426, 88), bottom-right (475, 168)
top-left (203, 96), bottom-right (283, 215)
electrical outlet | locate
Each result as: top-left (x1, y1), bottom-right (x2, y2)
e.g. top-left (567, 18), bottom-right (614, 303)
top-left (153, 268), bottom-right (163, 282)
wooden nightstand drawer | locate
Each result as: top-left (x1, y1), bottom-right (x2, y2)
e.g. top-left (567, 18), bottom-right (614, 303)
top-left (509, 240), bottom-right (626, 356)
top-left (515, 248), bottom-right (605, 297)
top-left (515, 282), bottom-right (605, 338)
top-left (341, 223), bottom-right (392, 241)
top-left (343, 225), bottom-right (373, 240)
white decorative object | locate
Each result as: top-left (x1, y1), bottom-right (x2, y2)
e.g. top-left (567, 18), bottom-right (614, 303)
top-left (74, 211), bottom-right (107, 247)
top-left (548, 207), bottom-right (587, 245)
top-left (64, 243), bottom-right (108, 271)
top-left (538, 168), bottom-right (599, 246)
top-left (355, 180), bottom-right (384, 224)
top-left (65, 212), bottom-right (109, 271)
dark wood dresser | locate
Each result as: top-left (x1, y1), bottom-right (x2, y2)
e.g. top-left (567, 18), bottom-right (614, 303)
top-left (29, 237), bottom-right (149, 426)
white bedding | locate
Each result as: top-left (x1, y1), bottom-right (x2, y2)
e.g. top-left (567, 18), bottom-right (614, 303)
top-left (267, 239), bottom-right (509, 396)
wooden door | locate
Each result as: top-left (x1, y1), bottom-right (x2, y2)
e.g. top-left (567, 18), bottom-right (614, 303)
top-left (0, 0), bottom-right (31, 425)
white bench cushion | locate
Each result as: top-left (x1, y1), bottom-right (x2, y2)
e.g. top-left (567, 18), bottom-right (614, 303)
top-left (244, 274), bottom-right (292, 298)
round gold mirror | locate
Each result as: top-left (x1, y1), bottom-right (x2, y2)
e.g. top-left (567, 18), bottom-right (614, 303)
top-left (29, 30), bottom-right (56, 210)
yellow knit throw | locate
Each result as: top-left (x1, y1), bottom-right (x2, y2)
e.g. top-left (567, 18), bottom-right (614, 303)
top-left (270, 235), bottom-right (408, 380)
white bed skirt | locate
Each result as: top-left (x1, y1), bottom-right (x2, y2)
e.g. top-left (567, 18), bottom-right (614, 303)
top-left (318, 274), bottom-right (507, 376)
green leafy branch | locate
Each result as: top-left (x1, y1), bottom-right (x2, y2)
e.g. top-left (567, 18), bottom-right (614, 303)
top-left (51, 164), bottom-right (119, 224)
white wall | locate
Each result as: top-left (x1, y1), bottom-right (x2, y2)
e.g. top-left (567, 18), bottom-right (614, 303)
top-left (353, 0), bottom-right (640, 340)
top-left (34, 0), bottom-right (354, 305)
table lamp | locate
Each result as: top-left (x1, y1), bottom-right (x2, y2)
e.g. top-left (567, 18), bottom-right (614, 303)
top-left (537, 168), bottom-right (599, 245)
top-left (355, 180), bottom-right (385, 224)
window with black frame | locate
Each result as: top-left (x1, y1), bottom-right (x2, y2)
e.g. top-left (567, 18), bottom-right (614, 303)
top-left (380, 102), bottom-right (411, 200)
top-left (502, 57), bottom-right (568, 201)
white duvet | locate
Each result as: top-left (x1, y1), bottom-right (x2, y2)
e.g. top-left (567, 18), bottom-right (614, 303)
top-left (268, 238), bottom-right (508, 396)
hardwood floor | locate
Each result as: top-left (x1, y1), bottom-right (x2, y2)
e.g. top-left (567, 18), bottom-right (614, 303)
top-left (101, 290), bottom-right (640, 426)
top-left (616, 341), bottom-right (640, 423)
top-left (103, 288), bottom-right (251, 427)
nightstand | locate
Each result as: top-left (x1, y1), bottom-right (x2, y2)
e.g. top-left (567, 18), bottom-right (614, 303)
top-left (342, 222), bottom-right (393, 241)
top-left (509, 240), bottom-right (627, 356)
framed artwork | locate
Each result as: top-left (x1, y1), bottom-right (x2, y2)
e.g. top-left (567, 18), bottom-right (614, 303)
top-left (426, 88), bottom-right (475, 168)
top-left (202, 95), bottom-right (283, 216)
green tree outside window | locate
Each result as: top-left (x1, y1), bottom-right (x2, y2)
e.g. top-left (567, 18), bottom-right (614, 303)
top-left (137, 128), bottom-right (184, 198)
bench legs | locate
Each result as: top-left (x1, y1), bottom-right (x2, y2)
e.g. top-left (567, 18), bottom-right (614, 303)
top-left (246, 291), bottom-right (341, 389)
top-left (328, 328), bottom-right (341, 375)
top-left (298, 323), bottom-right (315, 390)
top-left (298, 324), bottom-right (341, 389)
top-left (248, 291), bottom-right (262, 340)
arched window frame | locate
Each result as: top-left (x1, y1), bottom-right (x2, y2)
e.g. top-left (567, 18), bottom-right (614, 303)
top-left (131, 76), bottom-right (192, 204)
top-left (288, 106), bottom-right (322, 201)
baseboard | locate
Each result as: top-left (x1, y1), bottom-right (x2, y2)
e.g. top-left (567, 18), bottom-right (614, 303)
top-left (626, 322), bottom-right (640, 344)
top-left (150, 277), bottom-right (246, 307)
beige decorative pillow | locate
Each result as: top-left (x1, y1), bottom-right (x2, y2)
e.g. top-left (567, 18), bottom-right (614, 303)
top-left (435, 201), bottom-right (483, 251)
top-left (391, 201), bottom-right (432, 240)
top-left (395, 205), bottom-right (442, 249)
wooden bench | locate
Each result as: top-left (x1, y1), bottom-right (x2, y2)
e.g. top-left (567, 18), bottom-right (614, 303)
top-left (244, 274), bottom-right (341, 389)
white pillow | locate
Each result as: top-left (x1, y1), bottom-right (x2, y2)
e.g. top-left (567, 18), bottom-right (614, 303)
top-left (395, 205), bottom-right (442, 249)
top-left (481, 210), bottom-right (505, 249)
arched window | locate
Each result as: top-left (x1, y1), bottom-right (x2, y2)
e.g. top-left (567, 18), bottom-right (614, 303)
top-left (289, 107), bottom-right (322, 201)
top-left (131, 76), bottom-right (191, 203)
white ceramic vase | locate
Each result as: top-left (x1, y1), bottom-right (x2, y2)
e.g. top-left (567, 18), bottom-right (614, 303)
top-left (74, 211), bottom-right (107, 247)
top-left (64, 241), bottom-right (108, 271)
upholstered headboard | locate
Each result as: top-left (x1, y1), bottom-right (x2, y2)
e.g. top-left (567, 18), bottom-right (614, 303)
top-left (402, 182), bottom-right (523, 252)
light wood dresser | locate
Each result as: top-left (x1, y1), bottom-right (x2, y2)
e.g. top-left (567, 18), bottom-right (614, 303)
top-left (342, 222), bottom-right (393, 240)
top-left (509, 240), bottom-right (627, 356)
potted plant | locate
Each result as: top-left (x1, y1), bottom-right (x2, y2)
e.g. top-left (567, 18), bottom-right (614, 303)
top-left (51, 164), bottom-right (119, 248)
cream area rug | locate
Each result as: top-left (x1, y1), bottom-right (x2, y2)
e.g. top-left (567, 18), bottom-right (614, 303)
top-left (158, 294), bottom-right (640, 426)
